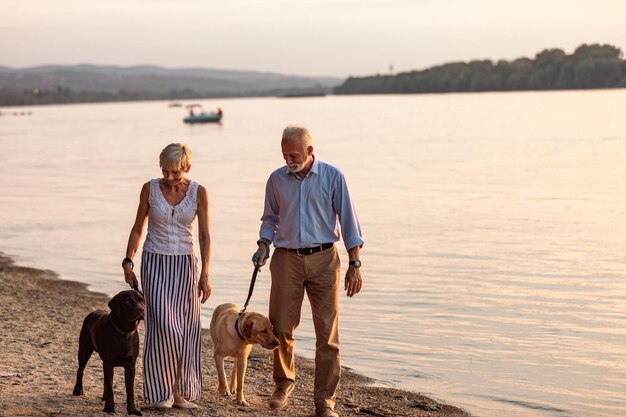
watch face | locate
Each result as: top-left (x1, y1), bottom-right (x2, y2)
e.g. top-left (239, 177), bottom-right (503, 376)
top-left (350, 260), bottom-right (361, 268)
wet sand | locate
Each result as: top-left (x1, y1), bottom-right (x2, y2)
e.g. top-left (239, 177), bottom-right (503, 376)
top-left (0, 253), bottom-right (469, 417)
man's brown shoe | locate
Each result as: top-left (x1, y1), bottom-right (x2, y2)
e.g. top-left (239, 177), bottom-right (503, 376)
top-left (269, 385), bottom-right (294, 410)
top-left (316, 406), bottom-right (339, 417)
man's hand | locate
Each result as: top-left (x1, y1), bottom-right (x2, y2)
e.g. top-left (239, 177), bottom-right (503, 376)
top-left (198, 272), bottom-right (211, 303)
top-left (344, 266), bottom-right (362, 297)
top-left (252, 242), bottom-right (269, 267)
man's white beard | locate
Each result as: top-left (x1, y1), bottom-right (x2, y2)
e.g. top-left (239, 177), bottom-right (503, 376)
top-left (288, 162), bottom-right (306, 173)
top-left (288, 156), bottom-right (310, 173)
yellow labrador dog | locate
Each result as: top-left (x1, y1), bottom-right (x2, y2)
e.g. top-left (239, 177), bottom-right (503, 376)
top-left (210, 303), bottom-right (279, 405)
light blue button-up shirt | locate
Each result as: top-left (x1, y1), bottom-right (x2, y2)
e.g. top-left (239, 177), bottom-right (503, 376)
top-left (259, 157), bottom-right (364, 251)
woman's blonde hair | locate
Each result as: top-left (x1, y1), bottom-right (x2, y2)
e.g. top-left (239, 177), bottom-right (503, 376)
top-left (159, 143), bottom-right (192, 170)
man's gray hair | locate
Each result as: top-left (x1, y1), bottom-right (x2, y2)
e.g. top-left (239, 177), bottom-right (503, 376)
top-left (282, 125), bottom-right (312, 150)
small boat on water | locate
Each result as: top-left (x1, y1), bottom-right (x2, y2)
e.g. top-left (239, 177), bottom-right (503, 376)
top-left (184, 111), bottom-right (223, 124)
top-left (183, 104), bottom-right (223, 124)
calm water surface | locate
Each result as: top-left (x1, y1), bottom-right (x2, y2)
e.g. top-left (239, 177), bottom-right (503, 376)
top-left (2, 91), bottom-right (626, 417)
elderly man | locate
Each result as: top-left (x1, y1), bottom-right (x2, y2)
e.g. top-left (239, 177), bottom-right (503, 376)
top-left (252, 126), bottom-right (364, 417)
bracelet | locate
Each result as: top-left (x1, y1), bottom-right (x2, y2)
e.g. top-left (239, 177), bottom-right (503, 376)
top-left (122, 257), bottom-right (134, 270)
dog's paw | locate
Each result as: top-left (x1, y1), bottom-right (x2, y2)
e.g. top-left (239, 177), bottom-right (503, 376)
top-left (72, 388), bottom-right (83, 396)
top-left (236, 398), bottom-right (249, 406)
top-left (128, 408), bottom-right (142, 416)
top-left (103, 405), bottom-right (115, 413)
top-left (218, 387), bottom-right (231, 396)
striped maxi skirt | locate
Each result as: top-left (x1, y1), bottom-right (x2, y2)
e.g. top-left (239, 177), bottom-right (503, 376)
top-left (140, 251), bottom-right (202, 404)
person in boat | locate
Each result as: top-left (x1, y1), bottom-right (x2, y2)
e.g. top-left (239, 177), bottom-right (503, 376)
top-left (122, 143), bottom-right (211, 409)
top-left (189, 108), bottom-right (195, 117)
top-left (252, 126), bottom-right (364, 417)
top-left (217, 107), bottom-right (223, 116)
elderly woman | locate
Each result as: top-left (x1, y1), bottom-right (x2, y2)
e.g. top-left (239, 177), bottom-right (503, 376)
top-left (122, 143), bottom-right (211, 409)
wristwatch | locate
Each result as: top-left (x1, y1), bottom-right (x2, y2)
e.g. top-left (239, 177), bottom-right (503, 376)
top-left (122, 257), bottom-right (134, 270)
top-left (349, 260), bottom-right (361, 268)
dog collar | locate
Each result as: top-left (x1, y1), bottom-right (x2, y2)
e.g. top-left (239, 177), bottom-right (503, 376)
top-left (111, 318), bottom-right (137, 336)
top-left (235, 312), bottom-right (246, 341)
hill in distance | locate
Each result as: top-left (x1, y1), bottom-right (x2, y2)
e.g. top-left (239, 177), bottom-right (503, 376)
top-left (0, 64), bottom-right (342, 106)
top-left (5, 43), bottom-right (623, 106)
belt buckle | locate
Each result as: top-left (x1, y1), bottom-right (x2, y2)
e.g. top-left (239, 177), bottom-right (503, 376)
top-left (297, 247), bottom-right (312, 256)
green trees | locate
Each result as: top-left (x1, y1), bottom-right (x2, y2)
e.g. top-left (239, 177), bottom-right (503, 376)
top-left (334, 43), bottom-right (626, 94)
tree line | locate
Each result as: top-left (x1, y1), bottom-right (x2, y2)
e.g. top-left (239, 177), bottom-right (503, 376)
top-left (334, 44), bottom-right (626, 95)
top-left (0, 86), bottom-right (333, 107)
top-left (0, 87), bottom-right (247, 107)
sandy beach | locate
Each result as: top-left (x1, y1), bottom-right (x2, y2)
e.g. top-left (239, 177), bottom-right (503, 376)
top-left (0, 253), bottom-right (469, 417)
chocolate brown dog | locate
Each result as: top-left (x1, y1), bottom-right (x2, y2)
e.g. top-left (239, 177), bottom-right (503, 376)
top-left (73, 290), bottom-right (144, 415)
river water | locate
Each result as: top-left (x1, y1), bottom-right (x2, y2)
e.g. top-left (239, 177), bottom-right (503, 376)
top-left (1, 90), bottom-right (626, 416)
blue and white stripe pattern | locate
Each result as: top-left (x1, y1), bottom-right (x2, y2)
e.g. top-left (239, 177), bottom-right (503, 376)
top-left (141, 251), bottom-right (202, 403)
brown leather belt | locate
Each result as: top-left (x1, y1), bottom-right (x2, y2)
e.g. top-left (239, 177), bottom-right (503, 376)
top-left (285, 243), bottom-right (334, 256)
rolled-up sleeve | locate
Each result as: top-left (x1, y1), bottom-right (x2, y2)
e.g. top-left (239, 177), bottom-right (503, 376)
top-left (333, 172), bottom-right (364, 251)
top-left (260, 176), bottom-right (279, 243)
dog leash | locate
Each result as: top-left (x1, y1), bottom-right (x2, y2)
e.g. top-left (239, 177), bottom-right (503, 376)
top-left (236, 244), bottom-right (271, 340)
top-left (235, 266), bottom-right (260, 341)
top-left (243, 242), bottom-right (271, 312)
top-left (242, 265), bottom-right (260, 313)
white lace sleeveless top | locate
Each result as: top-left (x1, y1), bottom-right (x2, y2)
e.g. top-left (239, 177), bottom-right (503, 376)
top-left (143, 179), bottom-right (198, 255)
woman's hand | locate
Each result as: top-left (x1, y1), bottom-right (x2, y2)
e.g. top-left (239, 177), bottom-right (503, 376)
top-left (123, 264), bottom-right (139, 290)
top-left (198, 271), bottom-right (211, 303)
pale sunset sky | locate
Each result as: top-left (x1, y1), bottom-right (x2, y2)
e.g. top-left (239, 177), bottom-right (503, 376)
top-left (2, 0), bottom-right (625, 77)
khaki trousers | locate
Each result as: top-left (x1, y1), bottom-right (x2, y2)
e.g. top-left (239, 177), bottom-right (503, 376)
top-left (269, 246), bottom-right (341, 410)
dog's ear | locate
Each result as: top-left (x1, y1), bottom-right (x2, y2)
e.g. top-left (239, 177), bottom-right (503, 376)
top-left (108, 294), bottom-right (120, 314)
top-left (244, 319), bottom-right (254, 339)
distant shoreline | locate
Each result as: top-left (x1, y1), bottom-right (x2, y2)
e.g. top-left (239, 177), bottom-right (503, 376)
top-left (3, 44), bottom-right (625, 106)
top-left (0, 252), bottom-right (469, 417)
top-left (2, 85), bottom-right (626, 109)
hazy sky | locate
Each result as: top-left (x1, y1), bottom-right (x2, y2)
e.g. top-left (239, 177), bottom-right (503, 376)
top-left (2, 0), bottom-right (626, 77)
